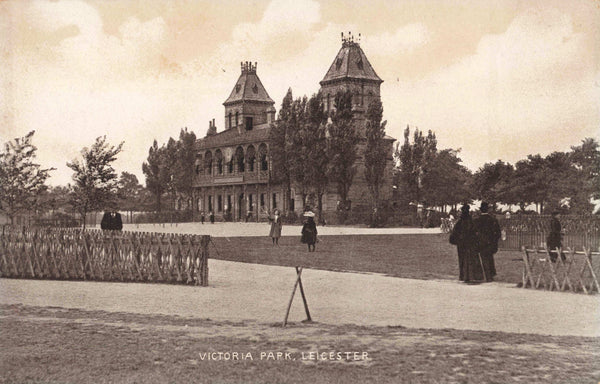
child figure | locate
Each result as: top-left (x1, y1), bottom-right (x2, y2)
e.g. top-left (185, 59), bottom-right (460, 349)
top-left (301, 211), bottom-right (318, 252)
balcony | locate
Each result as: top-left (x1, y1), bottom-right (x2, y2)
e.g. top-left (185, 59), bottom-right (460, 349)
top-left (193, 170), bottom-right (270, 187)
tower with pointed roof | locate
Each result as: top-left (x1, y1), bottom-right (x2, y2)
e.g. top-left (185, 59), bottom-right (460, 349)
top-left (320, 32), bottom-right (383, 128)
top-left (223, 61), bottom-right (276, 132)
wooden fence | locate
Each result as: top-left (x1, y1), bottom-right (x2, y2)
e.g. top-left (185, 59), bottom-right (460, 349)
top-left (521, 247), bottom-right (599, 294)
top-left (498, 215), bottom-right (600, 251)
top-left (0, 227), bottom-right (209, 286)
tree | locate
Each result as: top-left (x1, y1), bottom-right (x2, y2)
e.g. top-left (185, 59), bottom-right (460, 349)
top-left (328, 90), bottom-right (359, 208)
top-left (67, 136), bottom-right (123, 228)
top-left (421, 149), bottom-right (473, 209)
top-left (304, 92), bottom-right (329, 219)
top-left (172, 128), bottom-right (197, 210)
top-left (269, 88), bottom-right (295, 212)
top-left (117, 172), bottom-right (146, 222)
top-left (471, 160), bottom-right (514, 209)
top-left (569, 138), bottom-right (600, 212)
top-left (395, 126), bottom-right (437, 205)
top-left (288, 96), bottom-right (310, 204)
top-left (364, 99), bottom-right (388, 224)
top-left (0, 131), bottom-right (54, 224)
top-left (142, 140), bottom-right (169, 212)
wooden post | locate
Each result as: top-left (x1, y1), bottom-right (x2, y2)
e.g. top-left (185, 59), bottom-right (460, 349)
top-left (296, 267), bottom-right (312, 322)
top-left (283, 267), bottom-right (312, 327)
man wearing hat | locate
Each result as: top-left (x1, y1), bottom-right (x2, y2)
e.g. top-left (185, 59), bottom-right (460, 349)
top-left (474, 201), bottom-right (501, 281)
top-left (547, 210), bottom-right (564, 262)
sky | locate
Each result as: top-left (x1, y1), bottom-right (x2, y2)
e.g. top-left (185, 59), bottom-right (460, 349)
top-left (1, 0), bottom-right (599, 186)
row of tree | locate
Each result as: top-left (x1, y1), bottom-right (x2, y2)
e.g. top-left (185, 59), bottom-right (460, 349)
top-left (395, 128), bottom-right (599, 214)
top-left (1, 110), bottom-right (597, 227)
top-left (269, 88), bottom-right (388, 221)
top-left (0, 131), bottom-right (154, 226)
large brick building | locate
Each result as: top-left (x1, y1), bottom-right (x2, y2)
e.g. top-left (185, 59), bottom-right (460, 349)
top-left (192, 35), bottom-right (395, 221)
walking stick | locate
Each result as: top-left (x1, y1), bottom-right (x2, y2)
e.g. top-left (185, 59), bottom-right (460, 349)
top-left (478, 252), bottom-right (488, 282)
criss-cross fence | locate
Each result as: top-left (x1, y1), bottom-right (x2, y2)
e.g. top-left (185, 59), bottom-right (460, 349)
top-left (498, 215), bottom-right (600, 251)
top-left (0, 226), bottom-right (209, 286)
top-left (521, 247), bottom-right (599, 294)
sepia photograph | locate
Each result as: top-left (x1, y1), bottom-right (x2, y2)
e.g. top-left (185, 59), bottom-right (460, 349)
top-left (1, 0), bottom-right (599, 383)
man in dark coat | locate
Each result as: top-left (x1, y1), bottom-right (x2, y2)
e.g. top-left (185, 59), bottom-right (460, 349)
top-left (547, 211), bottom-right (564, 262)
top-left (449, 204), bottom-right (482, 283)
top-left (474, 201), bottom-right (501, 282)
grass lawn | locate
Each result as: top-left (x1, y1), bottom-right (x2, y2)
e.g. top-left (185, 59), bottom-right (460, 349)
top-left (2, 305), bottom-right (599, 384)
top-left (210, 234), bottom-right (524, 284)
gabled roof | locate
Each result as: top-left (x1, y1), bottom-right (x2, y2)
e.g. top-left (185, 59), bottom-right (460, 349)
top-left (320, 40), bottom-right (382, 85)
top-left (196, 124), bottom-right (271, 150)
top-left (223, 62), bottom-right (275, 106)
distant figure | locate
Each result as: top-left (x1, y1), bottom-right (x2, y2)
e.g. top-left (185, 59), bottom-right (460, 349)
top-left (101, 210), bottom-right (123, 231)
top-left (209, 211), bottom-right (215, 224)
top-left (474, 201), bottom-right (501, 282)
top-left (268, 209), bottom-right (282, 246)
top-left (547, 211), bottom-right (564, 262)
top-left (449, 204), bottom-right (483, 283)
top-left (200, 211), bottom-right (205, 224)
top-left (301, 211), bottom-right (318, 252)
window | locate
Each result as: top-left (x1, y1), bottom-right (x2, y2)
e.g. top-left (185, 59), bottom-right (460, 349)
top-left (228, 112), bottom-right (232, 129)
top-left (227, 195), bottom-right (232, 212)
top-left (206, 160), bottom-right (212, 175)
top-left (195, 164), bottom-right (201, 175)
top-left (235, 111), bottom-right (239, 128)
top-left (260, 154), bottom-right (268, 171)
top-left (228, 160), bottom-right (234, 174)
top-left (260, 194), bottom-right (265, 208)
top-left (237, 153), bottom-right (245, 172)
top-left (208, 196), bottom-right (213, 212)
top-left (245, 117), bottom-right (253, 131)
top-left (272, 193), bottom-right (277, 209)
top-left (217, 195), bottom-right (222, 212)
top-left (249, 194), bottom-right (253, 211)
top-left (217, 159), bottom-right (223, 175)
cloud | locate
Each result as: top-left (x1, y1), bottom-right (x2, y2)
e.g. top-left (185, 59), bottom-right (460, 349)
top-left (382, 7), bottom-right (599, 169)
top-left (2, 0), bottom-right (598, 187)
top-left (363, 23), bottom-right (430, 56)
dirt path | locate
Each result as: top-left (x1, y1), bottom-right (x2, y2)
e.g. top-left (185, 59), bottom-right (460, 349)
top-left (2, 259), bottom-right (598, 337)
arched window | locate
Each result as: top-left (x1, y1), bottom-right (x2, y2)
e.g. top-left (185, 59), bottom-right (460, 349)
top-left (204, 151), bottom-right (212, 176)
top-left (258, 143), bottom-right (268, 171)
top-left (246, 145), bottom-right (256, 172)
top-left (215, 150), bottom-right (223, 175)
top-left (235, 146), bottom-right (245, 173)
top-left (228, 112), bottom-right (232, 129)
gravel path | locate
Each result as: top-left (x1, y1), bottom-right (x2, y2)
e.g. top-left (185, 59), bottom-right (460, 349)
top-left (122, 222), bottom-right (442, 237)
top-left (2, 259), bottom-right (598, 337)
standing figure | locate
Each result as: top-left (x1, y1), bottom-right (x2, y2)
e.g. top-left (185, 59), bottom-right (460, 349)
top-left (474, 202), bottom-right (501, 282)
top-left (449, 204), bottom-right (483, 283)
top-left (100, 210), bottom-right (122, 230)
top-left (301, 211), bottom-right (318, 252)
top-left (546, 211), bottom-right (564, 262)
top-left (200, 211), bottom-right (205, 224)
top-left (100, 211), bottom-right (111, 230)
top-left (209, 211), bottom-right (215, 224)
top-left (268, 209), bottom-right (282, 246)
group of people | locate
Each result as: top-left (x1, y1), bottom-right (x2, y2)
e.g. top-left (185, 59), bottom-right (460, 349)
top-left (199, 211), bottom-right (215, 224)
top-left (449, 202), bottom-right (501, 283)
top-left (268, 208), bottom-right (318, 252)
top-left (100, 210), bottom-right (123, 231)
